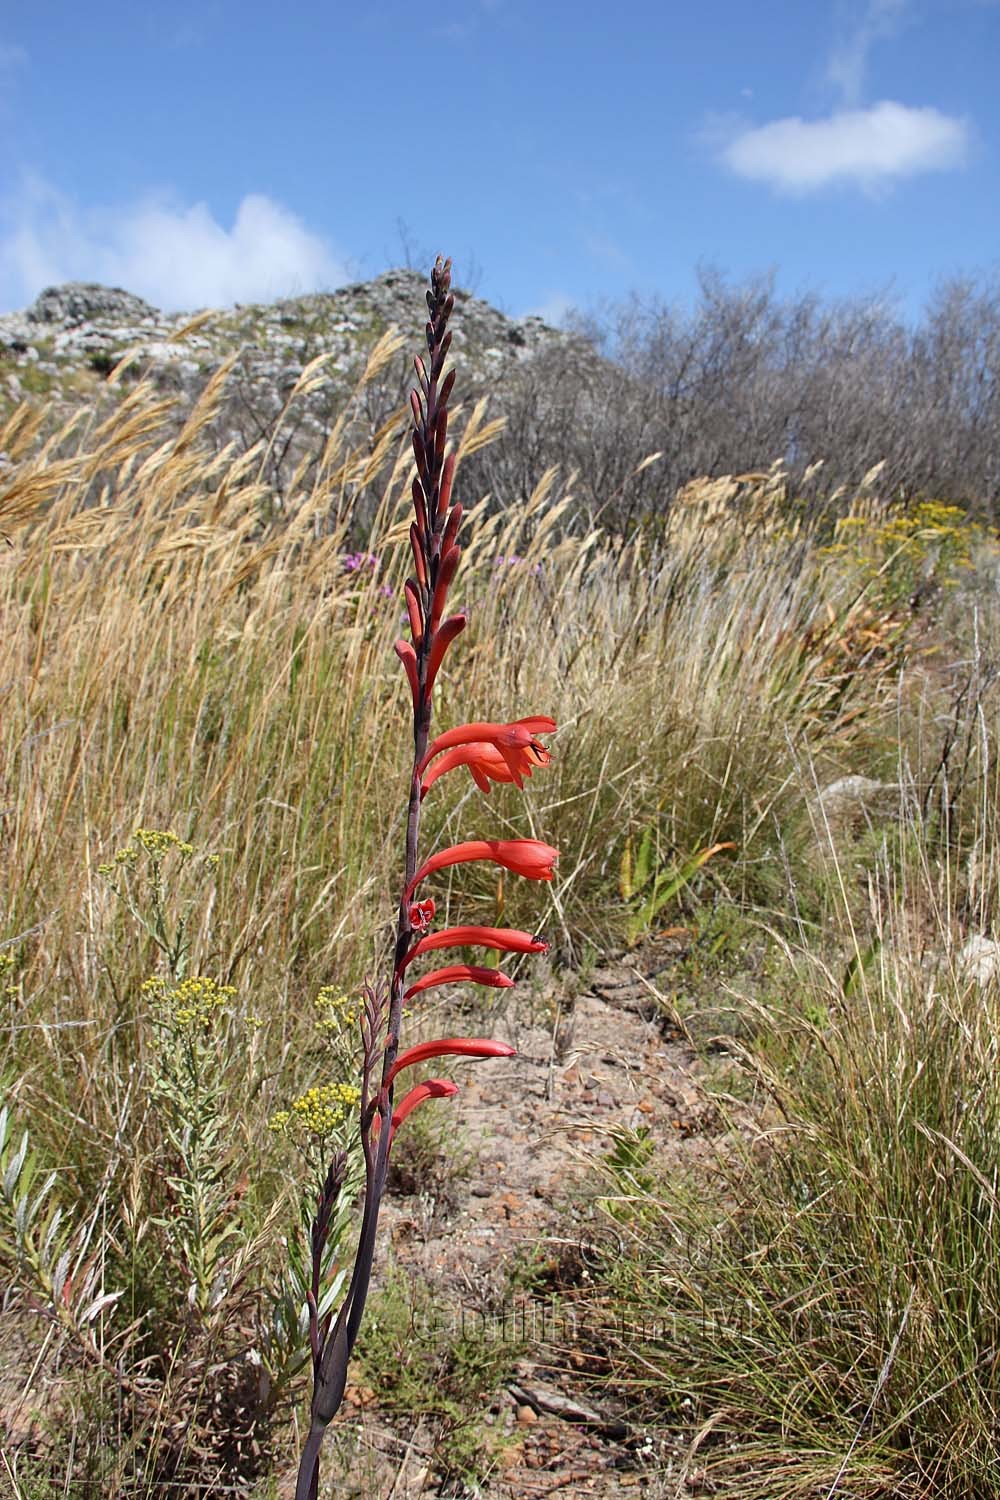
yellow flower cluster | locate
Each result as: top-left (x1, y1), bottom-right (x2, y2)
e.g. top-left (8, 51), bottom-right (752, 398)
top-left (821, 500), bottom-right (998, 604)
top-left (97, 845), bottom-right (139, 875)
top-left (143, 973), bottom-right (236, 1030)
top-left (134, 828), bottom-right (194, 861)
top-left (98, 827), bottom-right (199, 876)
top-left (315, 986), bottom-right (358, 1033)
top-left (270, 1080), bottom-right (362, 1137)
top-left (0, 949), bottom-right (17, 1000)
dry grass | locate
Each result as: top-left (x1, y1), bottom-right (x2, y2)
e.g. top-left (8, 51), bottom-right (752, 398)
top-left (1, 347), bottom-right (997, 1494)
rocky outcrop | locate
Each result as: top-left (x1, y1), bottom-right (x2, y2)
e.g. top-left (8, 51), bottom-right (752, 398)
top-left (0, 270), bottom-right (582, 500)
top-left (0, 269), bottom-right (573, 405)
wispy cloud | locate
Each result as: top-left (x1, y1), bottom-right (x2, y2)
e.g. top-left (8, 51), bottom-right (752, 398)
top-left (715, 1), bottom-right (969, 195)
top-left (521, 291), bottom-right (575, 325)
top-left (0, 175), bottom-right (347, 312)
top-left (721, 101), bottom-right (969, 193)
top-left (581, 230), bottom-right (631, 270)
top-left (827, 0), bottom-right (907, 106)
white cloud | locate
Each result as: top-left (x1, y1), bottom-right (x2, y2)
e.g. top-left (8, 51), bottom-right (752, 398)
top-left (0, 175), bottom-right (347, 312)
top-left (721, 101), bottom-right (969, 193)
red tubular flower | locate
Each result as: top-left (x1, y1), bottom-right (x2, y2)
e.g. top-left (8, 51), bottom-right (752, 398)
top-left (420, 717), bottom-right (556, 789)
top-left (409, 522), bottom-right (427, 587)
top-left (430, 545), bottom-right (461, 633)
top-left (375, 1078), bottom-right (459, 1144)
top-left (405, 925), bottom-right (548, 965)
top-left (384, 1036), bottom-right (515, 1090)
top-left (406, 838), bottom-right (558, 897)
top-left (437, 451), bottom-right (457, 516)
top-left (394, 639), bottom-right (420, 711)
top-left (403, 964), bottom-right (516, 1000)
top-left (410, 475), bottom-right (428, 536)
top-left (425, 613), bottom-right (467, 694)
top-left (442, 502), bottom-right (463, 553)
top-left (422, 740), bottom-right (549, 798)
top-left (404, 579), bottom-right (424, 644)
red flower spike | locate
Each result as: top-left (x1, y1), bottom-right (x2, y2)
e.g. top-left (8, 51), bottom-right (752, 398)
top-left (385, 1036), bottom-right (516, 1090)
top-left (404, 964), bottom-right (516, 1000)
top-left (386, 1078), bottom-right (458, 1144)
top-left (438, 452), bottom-right (456, 515)
top-left (394, 640), bottom-right (420, 711)
top-left (404, 580), bottom-right (424, 645)
top-left (409, 522), bottom-right (427, 588)
top-left (406, 925), bottom-right (548, 965)
top-left (425, 613), bottom-right (466, 695)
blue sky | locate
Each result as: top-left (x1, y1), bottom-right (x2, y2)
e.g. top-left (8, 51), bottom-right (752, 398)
top-left (0, 0), bottom-right (996, 322)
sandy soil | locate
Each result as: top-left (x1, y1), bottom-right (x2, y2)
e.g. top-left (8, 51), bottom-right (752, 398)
top-left (316, 944), bottom-right (728, 1499)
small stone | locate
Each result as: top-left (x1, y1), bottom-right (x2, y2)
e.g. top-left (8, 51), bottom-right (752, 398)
top-left (958, 935), bottom-right (1000, 986)
top-left (516, 1403), bottom-right (538, 1425)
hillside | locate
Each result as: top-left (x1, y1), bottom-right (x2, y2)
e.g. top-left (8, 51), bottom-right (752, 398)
top-left (0, 270), bottom-right (578, 399)
top-left (0, 271), bottom-right (585, 509)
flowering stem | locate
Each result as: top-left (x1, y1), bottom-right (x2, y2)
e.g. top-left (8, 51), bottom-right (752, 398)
top-left (295, 258), bottom-right (455, 1500)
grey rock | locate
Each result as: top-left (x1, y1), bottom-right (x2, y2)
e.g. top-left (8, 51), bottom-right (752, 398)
top-left (816, 775), bottom-right (896, 821)
top-left (26, 282), bottom-right (158, 328)
top-left (957, 935), bottom-right (1000, 986)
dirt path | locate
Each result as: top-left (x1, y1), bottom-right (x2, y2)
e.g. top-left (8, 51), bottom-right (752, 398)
top-left (323, 949), bottom-right (723, 1498)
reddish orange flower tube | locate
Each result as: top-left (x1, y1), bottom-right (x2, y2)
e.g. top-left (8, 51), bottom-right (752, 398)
top-left (425, 613), bottom-right (467, 694)
top-left (409, 522), bottom-right (427, 587)
top-left (420, 717), bottom-right (555, 788)
top-left (394, 640), bottom-right (420, 712)
top-left (406, 838), bottom-right (558, 897)
top-left (403, 963), bottom-right (515, 1000)
top-left (405, 925), bottom-right (548, 965)
top-left (373, 1078), bottom-right (459, 1144)
top-left (422, 741), bottom-right (541, 798)
top-left (385, 1037), bottom-right (516, 1090)
top-left (404, 579), bottom-right (424, 644)
top-left (430, 545), bottom-right (461, 633)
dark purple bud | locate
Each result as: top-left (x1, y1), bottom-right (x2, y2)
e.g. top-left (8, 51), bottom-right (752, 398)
top-left (431, 331), bottom-right (452, 380)
top-left (439, 368), bottom-right (456, 408)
